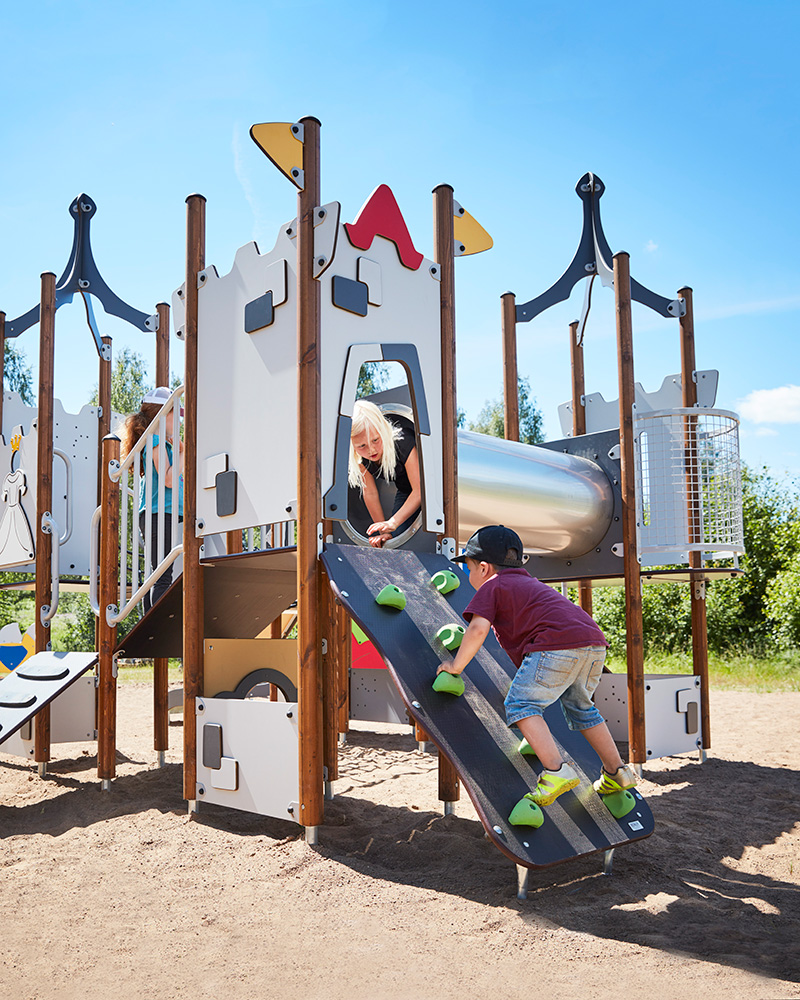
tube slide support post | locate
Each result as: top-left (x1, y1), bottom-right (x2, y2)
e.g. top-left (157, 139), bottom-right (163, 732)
top-left (296, 116), bottom-right (325, 839)
top-left (97, 434), bottom-right (120, 781)
top-left (501, 292), bottom-right (519, 442)
top-left (569, 318), bottom-right (593, 617)
top-left (433, 183), bottom-right (461, 806)
top-left (183, 194), bottom-right (206, 801)
top-left (34, 272), bottom-right (57, 769)
top-left (613, 252), bottom-right (646, 765)
top-left (679, 286), bottom-right (711, 753)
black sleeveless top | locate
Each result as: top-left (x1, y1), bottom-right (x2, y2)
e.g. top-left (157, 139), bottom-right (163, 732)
top-left (361, 415), bottom-right (416, 499)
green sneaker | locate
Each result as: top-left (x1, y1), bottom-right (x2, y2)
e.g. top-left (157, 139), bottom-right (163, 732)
top-left (593, 765), bottom-right (638, 796)
top-left (527, 763), bottom-right (579, 806)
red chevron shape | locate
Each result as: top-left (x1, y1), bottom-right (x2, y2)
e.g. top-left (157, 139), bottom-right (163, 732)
top-left (344, 184), bottom-right (423, 271)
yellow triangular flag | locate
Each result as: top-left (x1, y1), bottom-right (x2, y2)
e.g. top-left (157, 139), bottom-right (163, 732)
top-left (250, 122), bottom-right (305, 189)
top-left (453, 200), bottom-right (493, 256)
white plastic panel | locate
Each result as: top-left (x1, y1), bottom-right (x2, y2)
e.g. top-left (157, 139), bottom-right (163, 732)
top-left (593, 673), bottom-right (702, 759)
top-left (195, 697), bottom-right (300, 822)
top-left (0, 675), bottom-right (96, 758)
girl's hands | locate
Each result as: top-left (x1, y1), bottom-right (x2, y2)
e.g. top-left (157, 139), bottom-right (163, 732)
top-left (367, 519), bottom-right (396, 546)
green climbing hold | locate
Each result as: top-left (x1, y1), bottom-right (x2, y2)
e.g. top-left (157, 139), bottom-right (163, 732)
top-left (431, 570), bottom-right (460, 595)
top-left (508, 795), bottom-right (544, 828)
top-left (436, 624), bottom-right (465, 650)
top-left (432, 671), bottom-right (465, 696)
top-left (602, 789), bottom-right (637, 819)
top-left (375, 584), bottom-right (407, 610)
top-left (518, 737), bottom-right (536, 757)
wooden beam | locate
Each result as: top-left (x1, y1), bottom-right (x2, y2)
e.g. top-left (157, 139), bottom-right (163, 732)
top-left (34, 272), bottom-right (56, 767)
top-left (569, 319), bottom-right (593, 616)
top-left (154, 301), bottom-right (171, 758)
top-left (296, 116), bottom-right (324, 836)
top-left (678, 286), bottom-right (710, 752)
top-left (501, 292), bottom-right (519, 442)
top-left (182, 194), bottom-right (206, 802)
top-left (97, 434), bottom-right (120, 779)
top-left (432, 183), bottom-right (461, 807)
top-left (613, 252), bottom-right (646, 765)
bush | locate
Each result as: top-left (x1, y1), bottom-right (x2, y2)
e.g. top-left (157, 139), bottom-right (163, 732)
top-left (765, 553), bottom-right (800, 649)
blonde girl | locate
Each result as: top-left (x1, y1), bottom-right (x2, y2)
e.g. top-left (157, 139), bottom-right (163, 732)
top-left (349, 399), bottom-right (421, 547)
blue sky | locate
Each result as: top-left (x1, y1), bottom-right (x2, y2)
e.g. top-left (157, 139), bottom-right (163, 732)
top-left (2, 0), bottom-right (797, 481)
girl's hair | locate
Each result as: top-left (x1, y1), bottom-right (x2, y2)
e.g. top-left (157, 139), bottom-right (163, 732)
top-left (348, 399), bottom-right (401, 488)
top-left (118, 402), bottom-right (161, 475)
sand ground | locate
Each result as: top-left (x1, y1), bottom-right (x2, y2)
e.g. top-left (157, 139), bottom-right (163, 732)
top-left (1, 686), bottom-right (798, 1000)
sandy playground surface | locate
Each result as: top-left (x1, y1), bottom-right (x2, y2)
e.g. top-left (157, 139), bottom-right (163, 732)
top-left (1, 685), bottom-right (798, 1000)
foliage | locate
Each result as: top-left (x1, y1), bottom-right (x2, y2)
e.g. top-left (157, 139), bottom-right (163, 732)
top-left (356, 363), bottom-right (390, 399)
top-left (468, 376), bottom-right (544, 445)
top-left (3, 341), bottom-right (35, 404)
top-left (90, 347), bottom-right (151, 415)
top-left (57, 593), bottom-right (141, 653)
top-left (764, 552), bottom-right (800, 649)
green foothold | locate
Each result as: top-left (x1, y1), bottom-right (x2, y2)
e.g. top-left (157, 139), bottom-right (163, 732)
top-left (375, 584), bottom-right (407, 610)
top-left (518, 737), bottom-right (536, 758)
top-left (436, 624), bottom-right (465, 651)
top-left (432, 671), bottom-right (465, 696)
top-left (431, 570), bottom-right (460, 595)
top-left (508, 796), bottom-right (544, 828)
top-left (602, 789), bottom-right (637, 819)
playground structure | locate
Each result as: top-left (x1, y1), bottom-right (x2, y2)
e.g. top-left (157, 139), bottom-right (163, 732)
top-left (0, 118), bottom-right (744, 887)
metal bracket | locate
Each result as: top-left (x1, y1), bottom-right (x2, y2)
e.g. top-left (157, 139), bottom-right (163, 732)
top-left (111, 652), bottom-right (121, 679)
top-left (611, 542), bottom-right (624, 557)
top-left (608, 444), bottom-right (621, 461)
top-left (105, 604), bottom-right (119, 627)
top-left (291, 167), bottom-right (305, 190)
top-left (438, 537), bottom-right (456, 559)
top-left (40, 511), bottom-right (53, 534)
top-left (108, 458), bottom-right (120, 479)
top-left (100, 342), bottom-right (112, 361)
top-left (144, 312), bottom-right (159, 332)
top-left (321, 638), bottom-right (328, 655)
top-left (692, 580), bottom-right (706, 601)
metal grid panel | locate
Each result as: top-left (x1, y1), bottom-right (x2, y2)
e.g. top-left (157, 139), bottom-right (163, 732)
top-left (634, 408), bottom-right (744, 560)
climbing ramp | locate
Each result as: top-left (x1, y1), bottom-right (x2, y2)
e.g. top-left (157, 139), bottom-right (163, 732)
top-left (321, 544), bottom-right (653, 870)
top-left (0, 651), bottom-right (98, 747)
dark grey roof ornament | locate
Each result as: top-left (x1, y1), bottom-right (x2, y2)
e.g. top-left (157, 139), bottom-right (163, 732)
top-left (515, 172), bottom-right (684, 324)
top-left (5, 194), bottom-right (156, 355)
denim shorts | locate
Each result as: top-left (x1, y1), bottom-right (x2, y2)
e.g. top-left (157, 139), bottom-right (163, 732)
top-left (504, 645), bottom-right (607, 731)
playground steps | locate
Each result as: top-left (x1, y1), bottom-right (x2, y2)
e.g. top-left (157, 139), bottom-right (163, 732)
top-left (321, 544), bottom-right (654, 871)
top-left (0, 651), bottom-right (98, 747)
top-left (118, 547), bottom-right (298, 659)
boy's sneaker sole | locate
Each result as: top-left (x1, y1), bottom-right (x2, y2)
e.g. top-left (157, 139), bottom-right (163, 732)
top-left (527, 765), bottom-right (580, 807)
top-left (593, 765), bottom-right (638, 796)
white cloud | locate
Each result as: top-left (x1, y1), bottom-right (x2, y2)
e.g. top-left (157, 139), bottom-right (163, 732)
top-left (755, 426), bottom-right (779, 437)
top-left (644, 239), bottom-right (658, 253)
top-left (698, 295), bottom-right (800, 322)
top-left (737, 385), bottom-right (800, 424)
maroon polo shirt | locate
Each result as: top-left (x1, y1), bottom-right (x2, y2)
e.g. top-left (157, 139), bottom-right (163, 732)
top-left (462, 567), bottom-right (607, 668)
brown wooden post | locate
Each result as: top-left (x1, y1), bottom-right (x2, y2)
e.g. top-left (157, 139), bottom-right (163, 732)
top-left (501, 292), bottom-right (519, 442)
top-left (97, 434), bottom-right (120, 783)
top-left (321, 568), bottom-right (348, 789)
top-left (97, 336), bottom-right (112, 502)
top-left (432, 183), bottom-right (461, 808)
top-left (296, 117), bottom-right (324, 840)
top-left (613, 253), bottom-right (646, 766)
top-left (34, 272), bottom-right (56, 772)
top-left (569, 319), bottom-right (593, 617)
top-left (0, 311), bottom-right (5, 433)
top-left (183, 195), bottom-right (206, 804)
top-left (679, 286), bottom-right (710, 753)
top-left (154, 302), bottom-right (171, 761)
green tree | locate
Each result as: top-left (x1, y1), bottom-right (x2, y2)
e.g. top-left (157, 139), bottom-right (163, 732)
top-left (356, 363), bottom-right (390, 399)
top-left (3, 341), bottom-right (35, 404)
top-left (468, 376), bottom-right (544, 445)
top-left (765, 552), bottom-right (800, 649)
top-left (90, 348), bottom-right (151, 414)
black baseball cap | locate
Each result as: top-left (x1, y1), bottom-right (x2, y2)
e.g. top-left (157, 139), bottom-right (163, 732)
top-left (453, 525), bottom-right (524, 567)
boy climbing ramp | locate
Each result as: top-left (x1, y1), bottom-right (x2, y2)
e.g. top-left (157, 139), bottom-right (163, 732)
top-left (437, 525), bottom-right (638, 820)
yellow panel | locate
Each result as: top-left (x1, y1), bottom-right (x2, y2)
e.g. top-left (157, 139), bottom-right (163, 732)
top-left (453, 206), bottom-right (493, 256)
top-left (249, 122), bottom-right (304, 188)
top-left (204, 638), bottom-right (298, 698)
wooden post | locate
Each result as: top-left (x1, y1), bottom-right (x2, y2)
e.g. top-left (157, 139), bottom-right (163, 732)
top-left (679, 286), bottom-right (710, 752)
top-left (432, 183), bottom-right (461, 808)
top-left (613, 253), bottom-right (646, 765)
top-left (97, 336), bottom-right (112, 502)
top-left (34, 272), bottom-right (56, 770)
top-left (501, 292), bottom-right (519, 442)
top-left (154, 302), bottom-right (171, 759)
top-left (296, 116), bottom-right (324, 839)
top-left (321, 569), bottom-right (348, 787)
top-left (97, 434), bottom-right (120, 781)
top-left (570, 319), bottom-right (593, 616)
top-left (183, 195), bottom-right (206, 803)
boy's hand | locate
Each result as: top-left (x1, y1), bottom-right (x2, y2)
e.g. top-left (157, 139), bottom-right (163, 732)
top-left (437, 661), bottom-right (463, 676)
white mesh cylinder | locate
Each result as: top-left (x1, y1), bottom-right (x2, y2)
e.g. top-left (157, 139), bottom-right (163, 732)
top-left (634, 408), bottom-right (744, 562)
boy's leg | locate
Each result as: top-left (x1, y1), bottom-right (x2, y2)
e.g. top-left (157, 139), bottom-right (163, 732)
top-left (580, 721), bottom-right (624, 774)
top-left (515, 715), bottom-right (563, 771)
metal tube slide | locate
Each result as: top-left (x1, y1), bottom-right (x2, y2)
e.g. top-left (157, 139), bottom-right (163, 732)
top-left (457, 430), bottom-right (613, 558)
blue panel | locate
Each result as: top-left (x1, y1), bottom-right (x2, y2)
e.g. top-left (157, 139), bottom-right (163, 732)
top-left (332, 275), bottom-right (368, 317)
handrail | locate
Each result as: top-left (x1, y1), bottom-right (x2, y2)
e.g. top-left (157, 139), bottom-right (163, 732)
top-left (89, 505), bottom-right (101, 614)
top-left (108, 384), bottom-right (184, 623)
top-left (40, 511), bottom-right (61, 624)
top-left (53, 448), bottom-right (73, 545)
